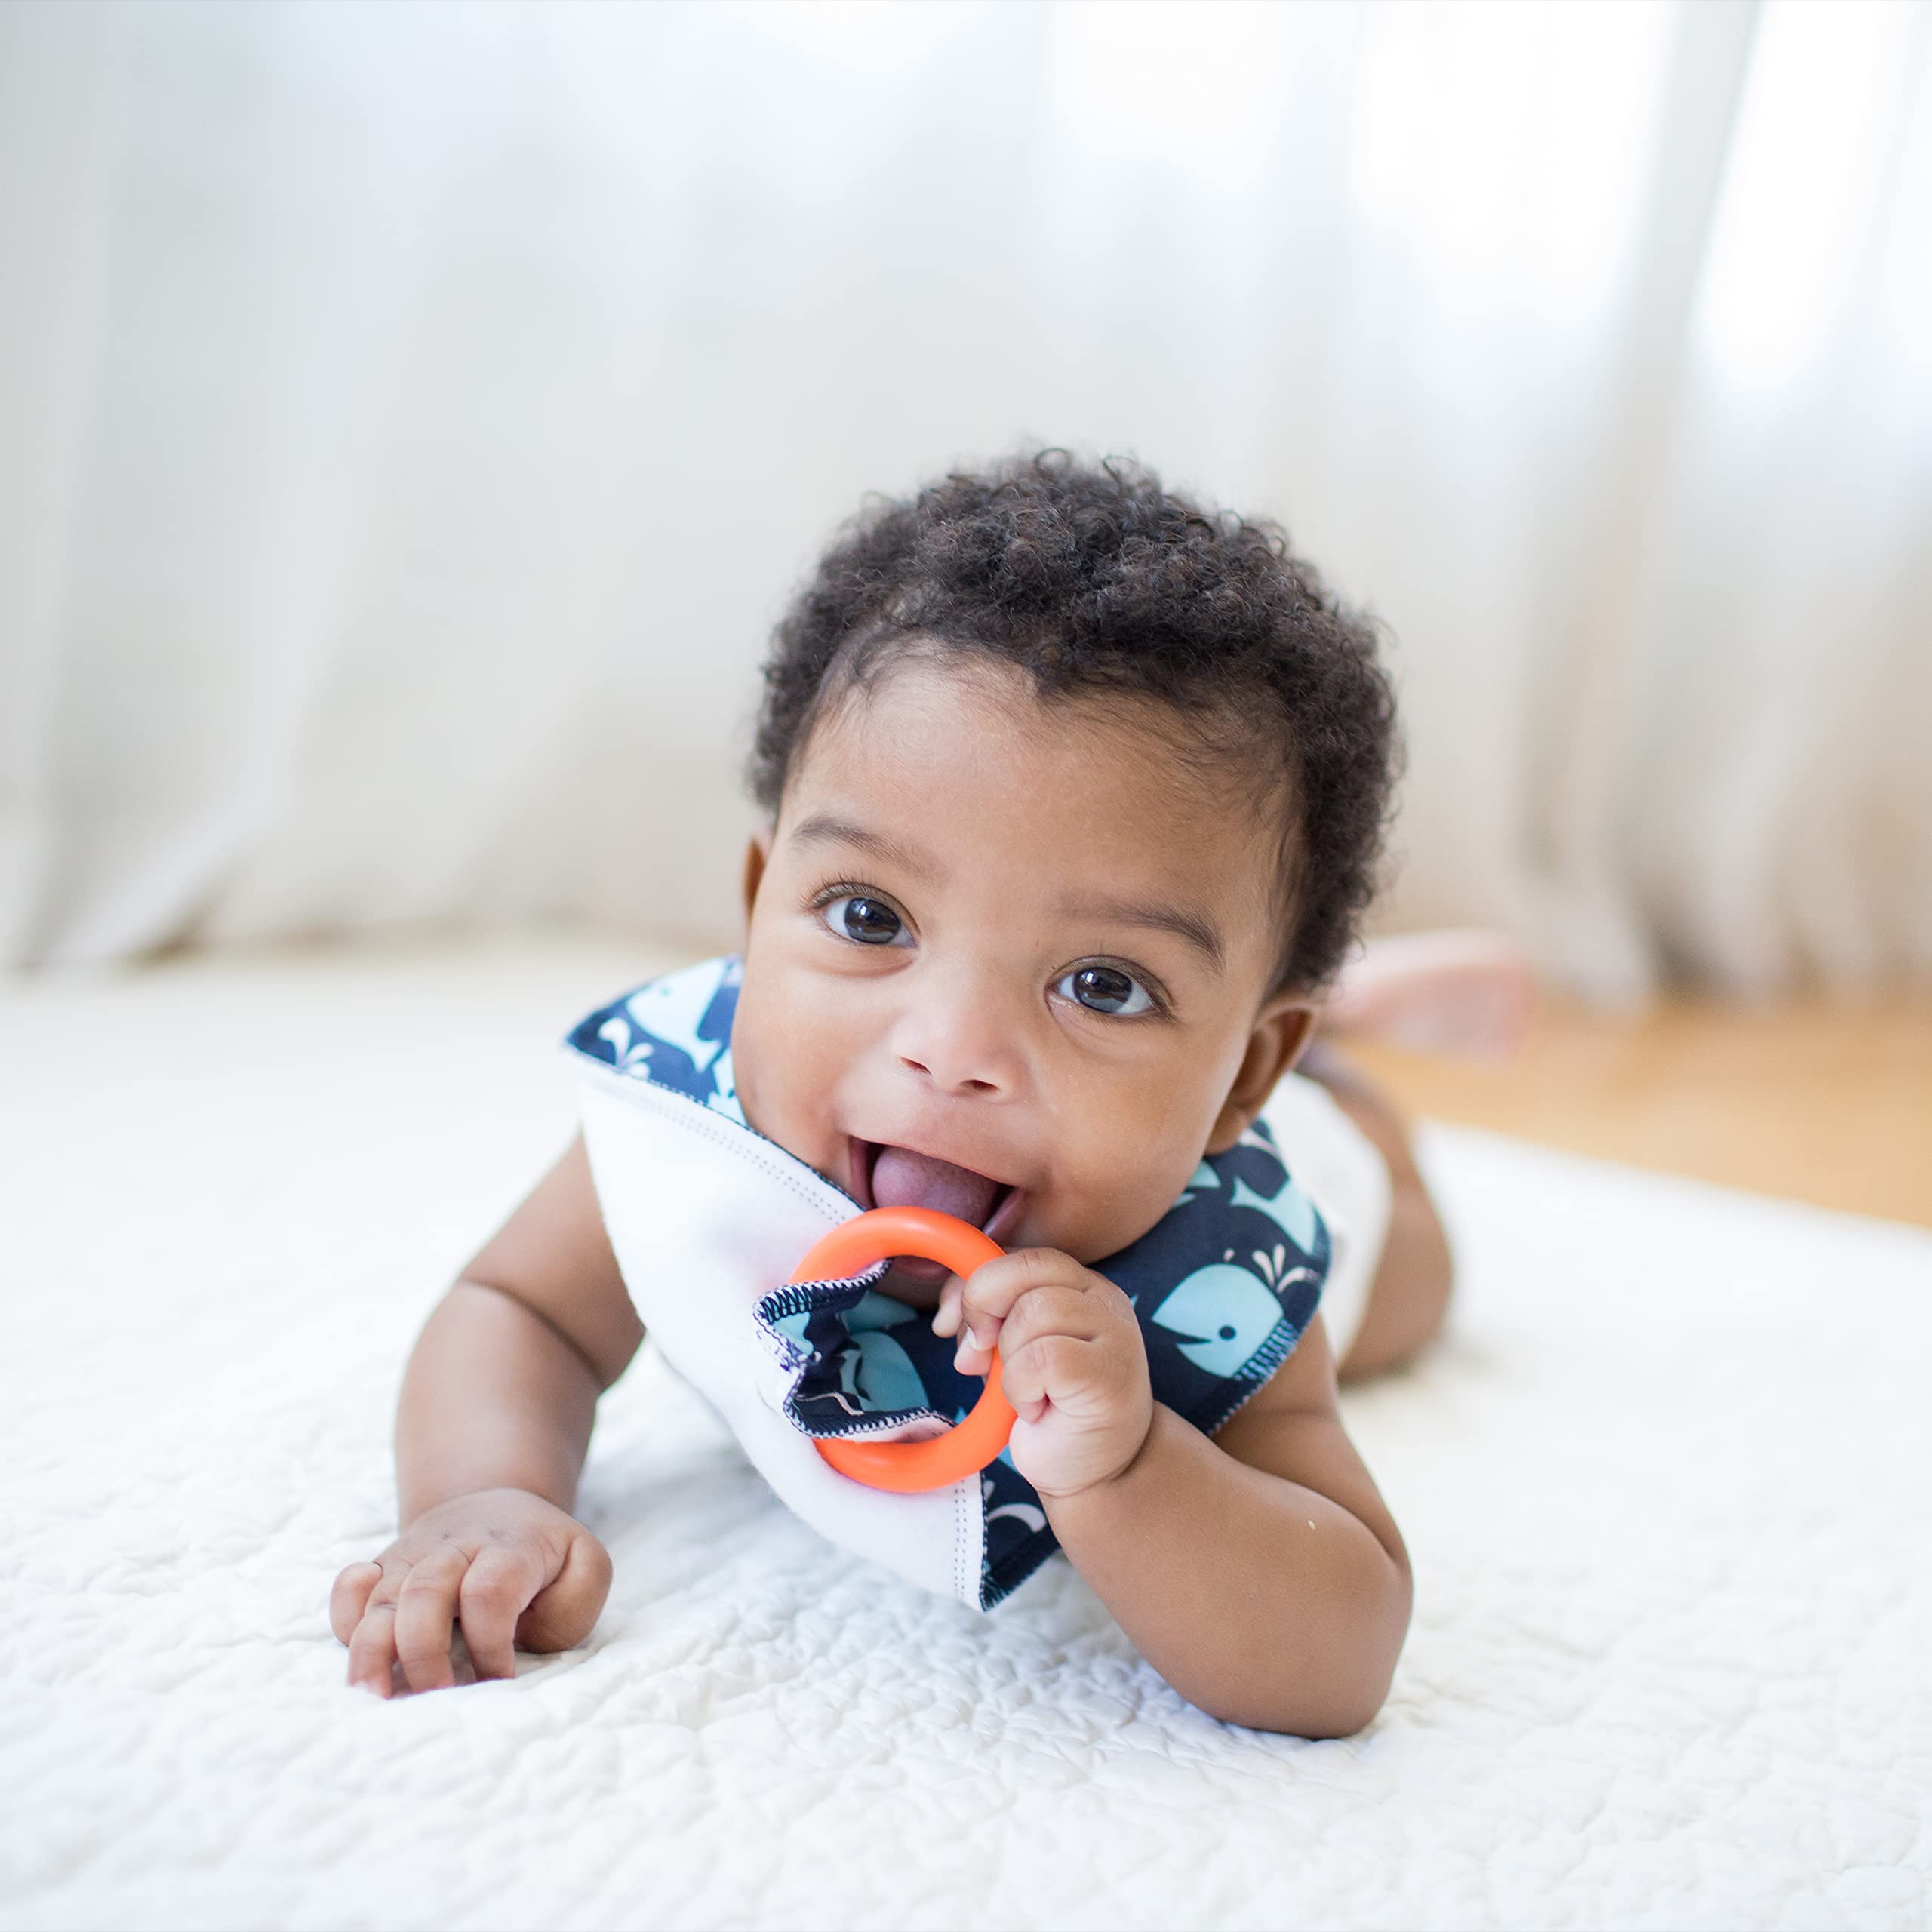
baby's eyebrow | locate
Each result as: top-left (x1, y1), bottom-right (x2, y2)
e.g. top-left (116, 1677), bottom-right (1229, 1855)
top-left (789, 811), bottom-right (939, 878)
top-left (1057, 892), bottom-right (1226, 977)
top-left (789, 809), bottom-right (1226, 977)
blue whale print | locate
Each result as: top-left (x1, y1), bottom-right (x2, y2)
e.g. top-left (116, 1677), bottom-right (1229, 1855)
top-left (1151, 1263), bottom-right (1288, 1377)
top-left (626, 959), bottom-right (733, 1078)
top-left (579, 956), bottom-right (746, 1118)
top-left (1226, 1172), bottom-right (1320, 1255)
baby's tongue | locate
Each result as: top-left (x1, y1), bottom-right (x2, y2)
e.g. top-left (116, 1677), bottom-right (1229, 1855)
top-left (870, 1145), bottom-right (1001, 1228)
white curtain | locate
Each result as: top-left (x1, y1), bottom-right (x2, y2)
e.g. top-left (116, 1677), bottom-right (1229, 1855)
top-left (2, 0), bottom-right (1927, 998)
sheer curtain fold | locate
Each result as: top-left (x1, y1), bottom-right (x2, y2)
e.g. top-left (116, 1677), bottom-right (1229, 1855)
top-left (1, 0), bottom-right (1926, 993)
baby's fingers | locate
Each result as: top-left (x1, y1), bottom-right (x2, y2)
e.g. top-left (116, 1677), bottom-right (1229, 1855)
top-left (953, 1251), bottom-right (1081, 1377)
top-left (516, 1532), bottom-right (614, 1655)
top-left (456, 1543), bottom-right (545, 1683)
top-left (392, 1549), bottom-right (469, 1693)
top-left (999, 1331), bottom-right (1097, 1425)
top-left (346, 1597), bottom-right (401, 1697)
top-left (931, 1275), bottom-right (964, 1340)
top-left (329, 1561), bottom-right (382, 1646)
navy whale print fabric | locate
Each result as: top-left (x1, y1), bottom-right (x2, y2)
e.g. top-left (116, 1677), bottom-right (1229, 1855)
top-left (569, 954), bottom-right (1331, 1607)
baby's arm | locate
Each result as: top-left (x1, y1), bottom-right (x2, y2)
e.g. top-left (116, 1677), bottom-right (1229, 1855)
top-left (947, 1262), bottom-right (1409, 1736)
top-left (1048, 1317), bottom-right (1410, 1734)
top-left (330, 1134), bottom-right (642, 1696)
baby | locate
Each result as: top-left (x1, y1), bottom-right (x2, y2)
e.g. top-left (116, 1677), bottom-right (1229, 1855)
top-left (331, 453), bottom-right (1514, 1735)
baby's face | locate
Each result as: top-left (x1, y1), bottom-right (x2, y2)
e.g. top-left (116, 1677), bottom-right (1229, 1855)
top-left (731, 655), bottom-right (1315, 1278)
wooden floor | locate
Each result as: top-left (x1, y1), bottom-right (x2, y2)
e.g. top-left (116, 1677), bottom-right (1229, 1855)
top-left (1346, 997), bottom-right (1932, 1229)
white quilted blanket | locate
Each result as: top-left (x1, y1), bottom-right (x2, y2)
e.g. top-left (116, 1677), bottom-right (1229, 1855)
top-left (4, 939), bottom-right (1928, 1932)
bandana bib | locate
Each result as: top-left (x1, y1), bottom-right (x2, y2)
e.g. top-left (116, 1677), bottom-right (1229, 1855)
top-left (567, 953), bottom-right (1352, 1610)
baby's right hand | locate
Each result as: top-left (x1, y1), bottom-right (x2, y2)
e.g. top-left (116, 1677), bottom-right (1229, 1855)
top-left (329, 1488), bottom-right (613, 1697)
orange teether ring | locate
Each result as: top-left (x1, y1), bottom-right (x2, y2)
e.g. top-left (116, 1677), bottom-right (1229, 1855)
top-left (788, 1205), bottom-right (1014, 1494)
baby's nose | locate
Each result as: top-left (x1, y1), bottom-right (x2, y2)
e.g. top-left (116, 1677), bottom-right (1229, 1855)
top-left (898, 1050), bottom-right (998, 1094)
top-left (892, 981), bottom-right (1023, 1096)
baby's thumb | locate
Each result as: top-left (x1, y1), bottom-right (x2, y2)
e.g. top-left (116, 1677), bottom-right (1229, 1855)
top-left (515, 1531), bottom-right (614, 1654)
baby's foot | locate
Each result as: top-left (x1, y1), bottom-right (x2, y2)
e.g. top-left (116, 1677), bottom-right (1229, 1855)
top-left (1323, 930), bottom-right (1536, 1059)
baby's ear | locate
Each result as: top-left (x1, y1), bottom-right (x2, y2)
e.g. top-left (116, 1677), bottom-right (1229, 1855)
top-left (1203, 998), bottom-right (1319, 1154)
top-left (740, 828), bottom-right (774, 929)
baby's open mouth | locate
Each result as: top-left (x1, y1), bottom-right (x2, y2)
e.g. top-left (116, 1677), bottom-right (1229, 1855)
top-left (851, 1138), bottom-right (1021, 1271)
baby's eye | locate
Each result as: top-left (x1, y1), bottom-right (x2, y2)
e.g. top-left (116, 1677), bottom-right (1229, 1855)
top-left (1055, 964), bottom-right (1156, 1018)
top-left (820, 894), bottom-right (909, 946)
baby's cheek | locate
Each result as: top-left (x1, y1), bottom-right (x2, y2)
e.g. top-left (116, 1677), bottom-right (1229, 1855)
top-left (727, 1027), bottom-right (768, 1136)
top-left (731, 995), bottom-right (848, 1180)
top-left (727, 1011), bottom-right (804, 1160)
top-left (1048, 1155), bottom-right (1180, 1266)
top-left (730, 981), bottom-right (798, 1122)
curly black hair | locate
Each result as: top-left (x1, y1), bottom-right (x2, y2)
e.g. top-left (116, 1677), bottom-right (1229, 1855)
top-left (746, 451), bottom-right (1400, 997)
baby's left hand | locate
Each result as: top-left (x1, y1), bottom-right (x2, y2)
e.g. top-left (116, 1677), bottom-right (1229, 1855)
top-left (936, 1251), bottom-right (1153, 1500)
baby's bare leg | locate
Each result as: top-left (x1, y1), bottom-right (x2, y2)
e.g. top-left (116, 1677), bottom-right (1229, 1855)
top-left (1323, 930), bottom-right (1535, 1059)
top-left (1297, 1040), bottom-right (1452, 1382)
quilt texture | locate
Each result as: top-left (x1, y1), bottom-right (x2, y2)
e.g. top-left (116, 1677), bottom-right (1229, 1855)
top-left (2, 941), bottom-right (1927, 1932)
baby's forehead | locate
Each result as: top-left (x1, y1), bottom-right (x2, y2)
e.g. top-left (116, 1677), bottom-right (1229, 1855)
top-left (817, 639), bottom-right (1284, 829)
top-left (835, 650), bottom-right (1277, 798)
